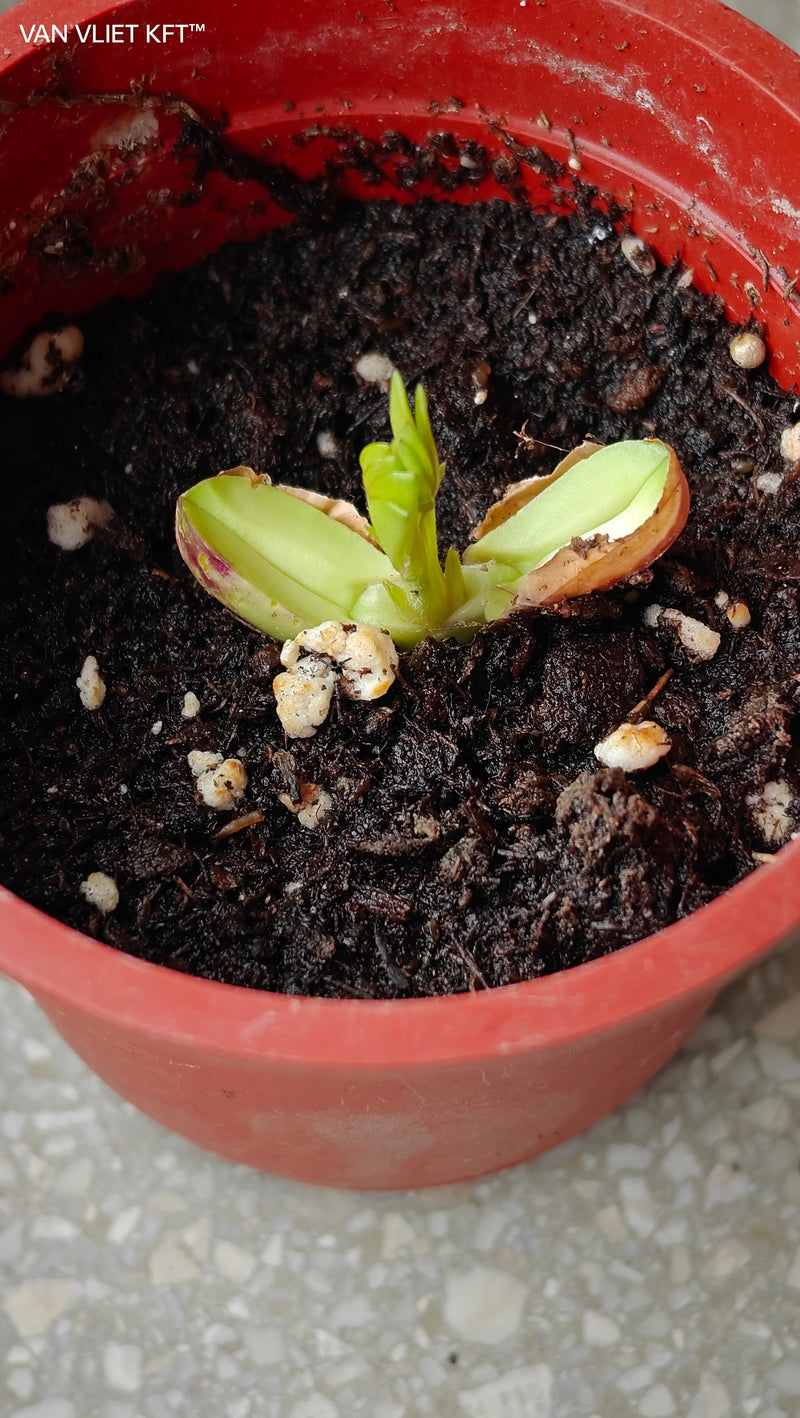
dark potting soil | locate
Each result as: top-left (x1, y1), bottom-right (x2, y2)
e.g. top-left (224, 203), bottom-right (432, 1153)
top-left (1, 194), bottom-right (800, 998)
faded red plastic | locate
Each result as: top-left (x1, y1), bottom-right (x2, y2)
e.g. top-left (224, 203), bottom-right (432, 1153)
top-left (1, 0), bottom-right (799, 1188)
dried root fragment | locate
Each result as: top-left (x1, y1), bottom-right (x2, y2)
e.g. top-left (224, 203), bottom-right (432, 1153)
top-left (275, 621), bottom-right (398, 738)
top-left (594, 720), bottom-right (672, 772)
top-left (213, 810), bottom-right (265, 841)
top-left (1, 325), bottom-right (84, 397)
top-left (47, 497), bottom-right (112, 551)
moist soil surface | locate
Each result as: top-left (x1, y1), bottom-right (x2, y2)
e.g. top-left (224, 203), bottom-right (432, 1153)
top-left (2, 194), bottom-right (800, 998)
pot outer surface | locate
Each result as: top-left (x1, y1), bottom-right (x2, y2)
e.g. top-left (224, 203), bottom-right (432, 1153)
top-left (0, 0), bottom-right (799, 1186)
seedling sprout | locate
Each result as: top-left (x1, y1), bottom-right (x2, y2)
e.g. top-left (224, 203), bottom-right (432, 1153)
top-left (176, 372), bottom-right (690, 650)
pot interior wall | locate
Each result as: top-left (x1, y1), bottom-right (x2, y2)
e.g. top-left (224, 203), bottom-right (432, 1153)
top-left (1, 0), bottom-right (800, 378)
top-left (2, 0), bottom-right (800, 1187)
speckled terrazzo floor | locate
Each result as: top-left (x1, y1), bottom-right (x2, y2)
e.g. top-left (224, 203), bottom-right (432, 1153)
top-left (2, 1), bottom-right (800, 1416)
top-left (0, 942), bottom-right (799, 1417)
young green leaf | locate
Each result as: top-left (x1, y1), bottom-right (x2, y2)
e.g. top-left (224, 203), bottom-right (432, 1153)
top-left (359, 371), bottom-right (448, 627)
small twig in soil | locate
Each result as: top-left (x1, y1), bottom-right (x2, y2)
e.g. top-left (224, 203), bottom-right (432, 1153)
top-left (451, 938), bottom-right (489, 991)
top-left (213, 810), bottom-right (265, 841)
top-left (512, 286), bottom-right (537, 319)
top-left (135, 663), bottom-right (178, 677)
top-left (374, 931), bottom-right (411, 991)
top-left (669, 763), bottom-right (721, 800)
top-left (627, 668), bottom-right (674, 725)
top-left (320, 976), bottom-right (374, 998)
top-left (714, 381), bottom-right (766, 433)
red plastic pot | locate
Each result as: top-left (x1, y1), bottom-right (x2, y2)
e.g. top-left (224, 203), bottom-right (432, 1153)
top-left (1, 0), bottom-right (799, 1189)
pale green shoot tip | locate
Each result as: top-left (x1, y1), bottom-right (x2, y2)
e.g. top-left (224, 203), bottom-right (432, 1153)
top-left (176, 376), bottom-right (690, 651)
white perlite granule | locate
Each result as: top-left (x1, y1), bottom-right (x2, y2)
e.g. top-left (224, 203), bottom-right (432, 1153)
top-left (728, 330), bottom-right (766, 369)
top-left (756, 471), bottom-right (783, 495)
top-left (746, 779), bottom-right (793, 846)
top-left (279, 784), bottom-right (332, 830)
top-left (181, 690), bottom-right (201, 719)
top-left (780, 422), bottom-right (800, 464)
top-left (76, 655), bottom-right (106, 710)
top-left (80, 872), bottom-right (119, 914)
top-left (643, 604), bottom-right (721, 660)
top-left (594, 720), bottom-right (672, 773)
top-left (620, 234), bottom-right (656, 276)
top-left (725, 599), bottom-right (751, 629)
top-left (1, 325), bottom-right (84, 397)
top-left (273, 660), bottom-right (336, 740)
top-left (46, 497), bottom-right (112, 551)
top-left (188, 749), bottom-right (223, 777)
top-left (275, 621), bottom-right (398, 738)
top-left (316, 430), bottom-right (338, 458)
top-left (282, 621), bottom-right (399, 701)
top-left (354, 351), bottom-right (394, 383)
top-left (187, 751), bottom-right (247, 810)
top-left (198, 760), bottom-right (247, 810)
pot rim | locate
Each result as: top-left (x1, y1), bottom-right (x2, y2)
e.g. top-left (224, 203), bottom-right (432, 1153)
top-left (1, 0), bottom-right (799, 1069)
top-left (2, 832), bottom-right (799, 1066)
top-left (1, 0), bottom-right (797, 74)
